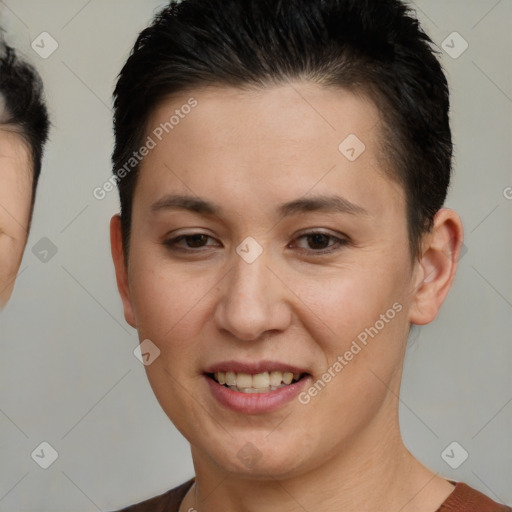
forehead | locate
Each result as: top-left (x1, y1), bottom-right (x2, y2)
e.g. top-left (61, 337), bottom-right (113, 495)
top-left (147, 82), bottom-right (382, 156)
top-left (136, 82), bottom-right (402, 217)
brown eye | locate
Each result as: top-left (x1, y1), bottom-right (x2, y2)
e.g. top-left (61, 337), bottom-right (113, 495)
top-left (182, 234), bottom-right (209, 248)
top-left (164, 233), bottom-right (219, 252)
top-left (292, 231), bottom-right (349, 254)
top-left (306, 233), bottom-right (332, 250)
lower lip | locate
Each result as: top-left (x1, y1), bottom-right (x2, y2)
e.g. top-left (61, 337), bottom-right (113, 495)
top-left (204, 375), bottom-right (311, 414)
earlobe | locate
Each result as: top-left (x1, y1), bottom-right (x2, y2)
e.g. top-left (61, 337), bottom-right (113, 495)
top-left (409, 208), bottom-right (464, 325)
top-left (110, 214), bottom-right (136, 328)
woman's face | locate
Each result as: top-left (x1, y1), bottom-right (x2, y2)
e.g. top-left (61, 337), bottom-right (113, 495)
top-left (0, 130), bottom-right (32, 309)
top-left (113, 83), bottom-right (426, 478)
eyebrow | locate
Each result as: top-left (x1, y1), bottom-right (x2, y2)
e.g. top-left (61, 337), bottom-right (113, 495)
top-left (150, 193), bottom-right (369, 218)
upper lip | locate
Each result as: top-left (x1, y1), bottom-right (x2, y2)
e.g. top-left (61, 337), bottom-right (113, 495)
top-left (204, 360), bottom-right (309, 375)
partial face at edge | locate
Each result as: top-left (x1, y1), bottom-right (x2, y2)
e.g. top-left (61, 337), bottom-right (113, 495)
top-left (111, 82), bottom-right (457, 478)
top-left (0, 130), bottom-right (33, 309)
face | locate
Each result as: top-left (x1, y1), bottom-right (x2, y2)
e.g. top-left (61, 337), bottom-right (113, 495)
top-left (0, 129), bottom-right (33, 309)
top-left (112, 82), bottom-right (446, 478)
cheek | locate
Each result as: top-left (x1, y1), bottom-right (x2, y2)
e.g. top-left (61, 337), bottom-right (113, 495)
top-left (0, 233), bottom-right (27, 282)
top-left (311, 271), bottom-right (408, 378)
top-left (294, 263), bottom-right (407, 348)
top-left (128, 251), bottom-right (218, 355)
top-left (0, 168), bottom-right (32, 226)
top-left (294, 274), bottom-right (408, 437)
top-left (293, 262), bottom-right (410, 403)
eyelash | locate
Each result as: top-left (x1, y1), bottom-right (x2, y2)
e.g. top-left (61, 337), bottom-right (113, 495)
top-left (163, 231), bottom-right (349, 256)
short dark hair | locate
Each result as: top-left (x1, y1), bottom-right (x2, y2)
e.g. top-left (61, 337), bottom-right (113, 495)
top-left (113, 0), bottom-right (452, 261)
top-left (0, 36), bottom-right (50, 219)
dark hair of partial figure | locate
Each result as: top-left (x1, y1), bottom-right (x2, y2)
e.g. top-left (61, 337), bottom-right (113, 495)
top-left (0, 34), bottom-right (50, 218)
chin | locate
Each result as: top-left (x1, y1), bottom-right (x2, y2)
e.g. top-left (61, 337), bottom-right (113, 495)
top-left (194, 430), bottom-right (314, 480)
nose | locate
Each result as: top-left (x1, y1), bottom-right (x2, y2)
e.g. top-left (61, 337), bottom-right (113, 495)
top-left (214, 247), bottom-right (292, 342)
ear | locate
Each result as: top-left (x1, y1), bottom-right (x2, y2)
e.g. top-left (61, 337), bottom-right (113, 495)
top-left (409, 208), bottom-right (464, 325)
top-left (110, 214), bottom-right (136, 328)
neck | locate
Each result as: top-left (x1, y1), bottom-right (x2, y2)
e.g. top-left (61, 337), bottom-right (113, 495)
top-left (181, 409), bottom-right (453, 512)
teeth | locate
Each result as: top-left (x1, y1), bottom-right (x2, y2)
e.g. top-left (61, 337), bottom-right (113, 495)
top-left (269, 371), bottom-right (282, 387)
top-left (236, 373), bottom-right (252, 388)
top-left (213, 370), bottom-right (303, 392)
top-left (282, 372), bottom-right (293, 385)
top-left (252, 371), bottom-right (269, 388)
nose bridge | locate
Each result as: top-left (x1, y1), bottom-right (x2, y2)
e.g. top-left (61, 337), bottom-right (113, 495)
top-left (214, 242), bottom-right (289, 341)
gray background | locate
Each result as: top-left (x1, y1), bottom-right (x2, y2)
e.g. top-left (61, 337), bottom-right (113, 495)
top-left (0, 1), bottom-right (510, 510)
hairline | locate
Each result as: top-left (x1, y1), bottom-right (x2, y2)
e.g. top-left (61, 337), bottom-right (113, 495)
top-left (121, 79), bottom-right (420, 266)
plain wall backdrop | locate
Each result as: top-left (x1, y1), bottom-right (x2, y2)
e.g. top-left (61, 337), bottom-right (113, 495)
top-left (0, 1), bottom-right (511, 510)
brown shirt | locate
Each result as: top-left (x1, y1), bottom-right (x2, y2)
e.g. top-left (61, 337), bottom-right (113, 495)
top-left (113, 479), bottom-right (511, 512)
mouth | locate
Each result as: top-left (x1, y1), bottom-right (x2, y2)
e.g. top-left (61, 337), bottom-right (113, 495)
top-left (206, 370), bottom-right (307, 393)
top-left (203, 362), bottom-right (312, 413)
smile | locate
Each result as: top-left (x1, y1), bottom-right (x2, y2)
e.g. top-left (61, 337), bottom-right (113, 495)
top-left (209, 371), bottom-right (305, 393)
top-left (203, 362), bottom-right (312, 413)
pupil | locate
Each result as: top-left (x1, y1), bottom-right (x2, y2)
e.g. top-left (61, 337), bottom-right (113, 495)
top-left (188, 234), bottom-right (207, 248)
top-left (308, 234), bottom-right (329, 249)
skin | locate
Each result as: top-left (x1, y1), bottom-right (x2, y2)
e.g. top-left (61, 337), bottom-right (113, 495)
top-left (111, 82), bottom-right (464, 512)
top-left (0, 129), bottom-right (33, 309)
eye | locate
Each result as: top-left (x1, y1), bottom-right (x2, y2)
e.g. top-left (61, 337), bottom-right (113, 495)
top-left (163, 233), bottom-right (220, 252)
top-left (163, 230), bottom-right (349, 255)
top-left (291, 231), bottom-right (349, 254)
